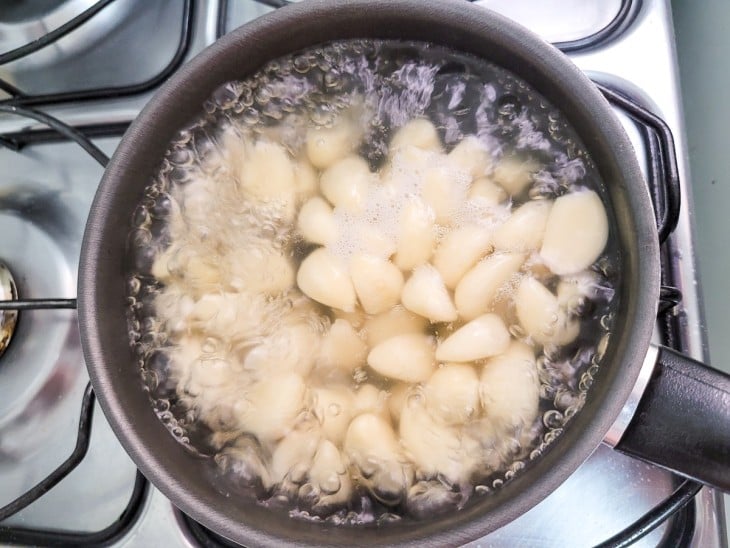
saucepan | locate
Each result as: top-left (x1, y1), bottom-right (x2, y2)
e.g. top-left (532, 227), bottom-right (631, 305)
top-left (78, 0), bottom-right (730, 545)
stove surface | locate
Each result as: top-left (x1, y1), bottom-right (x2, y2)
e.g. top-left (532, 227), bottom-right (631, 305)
top-left (0, 1), bottom-right (724, 547)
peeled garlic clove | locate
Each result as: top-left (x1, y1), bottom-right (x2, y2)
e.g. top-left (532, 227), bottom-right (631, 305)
top-left (306, 118), bottom-right (358, 169)
top-left (515, 276), bottom-right (579, 345)
top-left (190, 292), bottom-right (283, 343)
top-left (493, 200), bottom-right (552, 252)
top-left (387, 383), bottom-right (411, 424)
top-left (448, 136), bottom-right (491, 180)
top-left (354, 384), bottom-right (388, 417)
top-left (553, 317), bottom-right (580, 347)
top-left (319, 155), bottom-right (373, 212)
top-left (344, 413), bottom-right (409, 503)
top-left (312, 386), bottom-right (355, 445)
top-left (367, 333), bottom-right (436, 383)
top-left (189, 293), bottom-right (232, 333)
top-left (239, 140), bottom-right (297, 202)
top-left (540, 189), bottom-right (609, 275)
top-left (310, 439), bottom-right (348, 483)
top-left (425, 364), bottom-right (480, 425)
top-left (151, 247), bottom-right (175, 282)
top-left (235, 372), bottom-right (307, 442)
top-left (293, 158), bottom-right (319, 200)
top-left (180, 178), bottom-right (214, 228)
top-left (393, 199), bottom-right (436, 271)
top-left (401, 264), bottom-right (458, 322)
top-left (185, 255), bottom-right (222, 288)
top-left (399, 397), bottom-right (475, 485)
top-left (435, 313), bottom-right (510, 362)
top-left (270, 427), bottom-right (321, 484)
top-left (462, 416), bottom-right (501, 462)
top-left (350, 255), bottom-right (404, 314)
top-left (363, 306), bottom-right (428, 347)
top-left (218, 124), bottom-right (248, 177)
top-left (490, 292), bottom-right (517, 328)
top-left (522, 254), bottom-right (554, 282)
top-left (309, 439), bottom-right (352, 503)
top-left (333, 307), bottom-right (366, 329)
top-left (454, 252), bottom-right (525, 321)
top-left (190, 292), bottom-right (234, 324)
top-left (492, 155), bottom-right (539, 196)
top-left (468, 177), bottom-right (508, 206)
top-left (297, 197), bottom-right (338, 246)
top-left (390, 118), bottom-right (441, 153)
top-left (244, 322), bottom-right (320, 378)
top-left (359, 227), bottom-right (397, 258)
top-left (216, 436), bottom-right (273, 494)
top-left (189, 356), bottom-right (235, 392)
top-left (480, 341), bottom-right (539, 431)
top-left (557, 278), bottom-right (582, 311)
top-left (344, 413), bottom-right (403, 465)
top-left (168, 335), bottom-right (202, 389)
top-left (383, 145), bottom-right (429, 184)
top-left (433, 225), bottom-right (493, 289)
top-left (556, 270), bottom-right (601, 314)
top-left (288, 289), bottom-right (323, 315)
top-left (421, 162), bottom-right (469, 225)
top-left (405, 480), bottom-right (462, 520)
top-left (318, 318), bottom-right (367, 372)
top-left (227, 248), bottom-right (295, 295)
top-left (297, 248), bottom-right (356, 312)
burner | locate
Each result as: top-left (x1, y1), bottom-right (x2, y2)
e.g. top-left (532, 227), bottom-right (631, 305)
top-left (0, 262), bottom-right (18, 358)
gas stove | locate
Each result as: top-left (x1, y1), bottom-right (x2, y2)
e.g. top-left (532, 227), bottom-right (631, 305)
top-left (0, 1), bottom-right (725, 546)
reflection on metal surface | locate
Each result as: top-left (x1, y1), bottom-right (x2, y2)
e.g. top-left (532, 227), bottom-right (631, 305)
top-left (475, 0), bottom-right (623, 43)
top-left (0, 262), bottom-right (18, 359)
top-left (0, 0), bottom-right (184, 97)
top-left (467, 445), bottom-right (680, 547)
top-left (603, 344), bottom-right (659, 448)
top-left (0, 140), bottom-right (137, 532)
top-left (0, 186), bottom-right (76, 423)
top-left (0, 0), bottom-right (136, 71)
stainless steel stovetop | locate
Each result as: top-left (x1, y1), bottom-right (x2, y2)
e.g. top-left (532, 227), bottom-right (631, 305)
top-left (0, 1), bottom-right (725, 546)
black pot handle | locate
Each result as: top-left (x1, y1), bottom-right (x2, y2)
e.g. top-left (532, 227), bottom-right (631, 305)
top-left (614, 345), bottom-right (730, 491)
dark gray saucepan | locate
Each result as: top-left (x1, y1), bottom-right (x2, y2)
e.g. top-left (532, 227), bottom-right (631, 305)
top-left (78, 0), bottom-right (730, 545)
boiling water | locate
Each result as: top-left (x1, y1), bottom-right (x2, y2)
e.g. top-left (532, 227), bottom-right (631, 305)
top-left (125, 39), bottom-right (619, 524)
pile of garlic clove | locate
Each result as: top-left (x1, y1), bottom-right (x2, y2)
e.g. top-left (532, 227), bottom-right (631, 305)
top-left (150, 111), bottom-right (610, 518)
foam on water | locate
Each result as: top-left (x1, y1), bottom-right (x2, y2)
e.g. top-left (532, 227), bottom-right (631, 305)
top-left (124, 39), bottom-right (620, 524)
